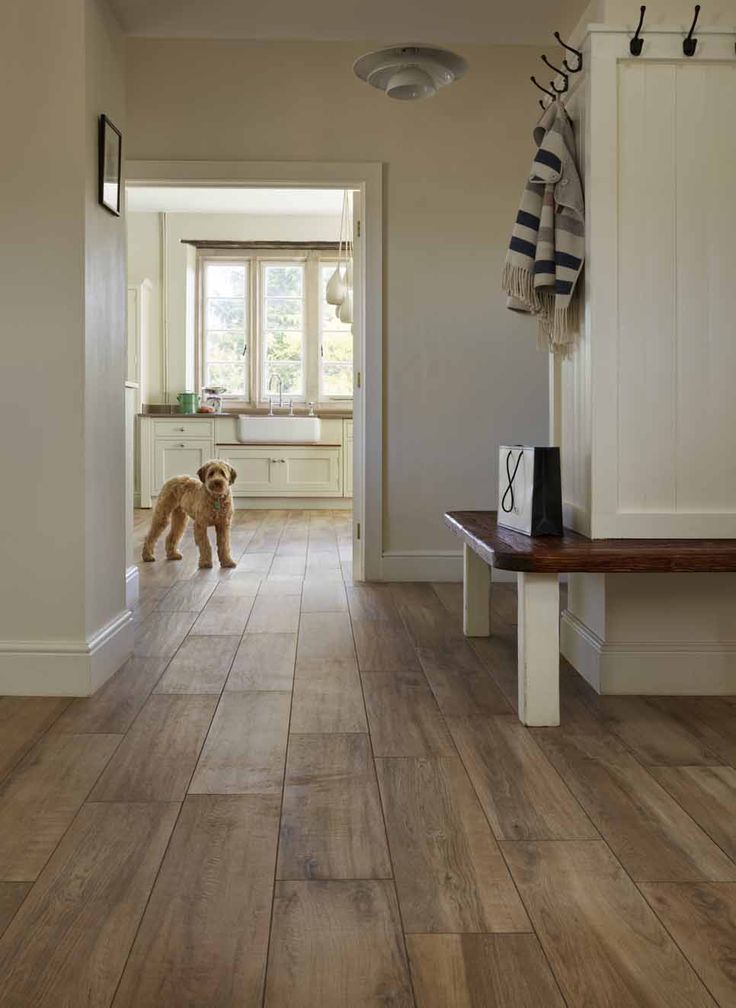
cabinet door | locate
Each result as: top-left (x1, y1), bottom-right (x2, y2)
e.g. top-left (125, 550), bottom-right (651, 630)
top-left (280, 447), bottom-right (342, 496)
top-left (153, 439), bottom-right (213, 494)
top-left (343, 420), bottom-right (353, 498)
top-left (217, 447), bottom-right (281, 496)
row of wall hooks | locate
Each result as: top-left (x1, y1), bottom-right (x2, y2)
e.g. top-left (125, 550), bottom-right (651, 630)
top-left (530, 31), bottom-right (583, 108)
top-left (630, 4), bottom-right (703, 57)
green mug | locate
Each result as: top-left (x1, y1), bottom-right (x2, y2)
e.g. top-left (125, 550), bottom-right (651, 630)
top-left (176, 392), bottom-right (199, 414)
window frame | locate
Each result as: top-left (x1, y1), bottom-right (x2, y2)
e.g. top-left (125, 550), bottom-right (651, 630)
top-left (196, 247), bottom-right (353, 409)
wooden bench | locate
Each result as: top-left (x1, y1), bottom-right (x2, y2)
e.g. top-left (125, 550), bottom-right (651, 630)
top-left (444, 510), bottom-right (736, 727)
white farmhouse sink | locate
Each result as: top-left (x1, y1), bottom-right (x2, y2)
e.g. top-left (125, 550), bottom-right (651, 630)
top-left (237, 415), bottom-right (321, 443)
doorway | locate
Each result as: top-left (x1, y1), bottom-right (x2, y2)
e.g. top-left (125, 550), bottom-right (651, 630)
top-left (125, 161), bottom-right (383, 581)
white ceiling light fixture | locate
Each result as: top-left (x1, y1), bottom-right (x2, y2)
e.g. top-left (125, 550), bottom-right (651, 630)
top-left (353, 46), bottom-right (468, 101)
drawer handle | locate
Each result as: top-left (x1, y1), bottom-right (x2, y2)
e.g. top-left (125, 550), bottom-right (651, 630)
top-left (177, 443), bottom-right (185, 447)
top-left (176, 426), bottom-right (185, 431)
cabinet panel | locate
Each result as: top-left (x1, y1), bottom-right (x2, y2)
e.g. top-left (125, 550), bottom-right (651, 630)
top-left (343, 420), bottom-right (353, 499)
top-left (154, 419), bottom-right (214, 438)
top-left (153, 440), bottom-right (213, 494)
top-left (281, 447), bottom-right (341, 496)
top-left (218, 448), bottom-right (280, 496)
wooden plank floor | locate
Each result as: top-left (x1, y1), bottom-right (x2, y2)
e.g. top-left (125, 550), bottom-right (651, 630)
top-left (0, 507), bottom-right (734, 1005)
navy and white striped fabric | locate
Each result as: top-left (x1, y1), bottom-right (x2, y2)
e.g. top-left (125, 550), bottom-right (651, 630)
top-left (503, 99), bottom-right (585, 353)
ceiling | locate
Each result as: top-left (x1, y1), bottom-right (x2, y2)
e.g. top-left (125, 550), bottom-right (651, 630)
top-left (126, 186), bottom-right (346, 215)
top-left (110, 0), bottom-right (586, 46)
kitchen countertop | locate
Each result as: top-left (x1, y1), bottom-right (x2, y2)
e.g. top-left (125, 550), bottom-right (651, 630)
top-left (138, 410), bottom-right (353, 419)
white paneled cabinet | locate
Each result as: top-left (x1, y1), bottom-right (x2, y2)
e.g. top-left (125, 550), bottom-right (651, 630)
top-left (343, 420), bottom-right (353, 498)
top-left (153, 440), bottom-right (213, 494)
top-left (219, 445), bottom-right (341, 497)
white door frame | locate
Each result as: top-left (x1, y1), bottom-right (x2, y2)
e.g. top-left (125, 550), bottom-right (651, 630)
top-left (125, 160), bottom-right (383, 581)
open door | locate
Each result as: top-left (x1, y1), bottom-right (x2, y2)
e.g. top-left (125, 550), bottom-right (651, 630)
top-left (350, 188), bottom-right (365, 582)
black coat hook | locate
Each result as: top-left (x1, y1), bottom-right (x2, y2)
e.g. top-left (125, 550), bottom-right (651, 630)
top-left (530, 75), bottom-right (556, 102)
top-left (553, 31), bottom-right (583, 72)
top-left (550, 75), bottom-right (569, 95)
top-left (630, 5), bottom-right (646, 55)
top-left (683, 4), bottom-right (700, 56)
top-left (541, 53), bottom-right (569, 80)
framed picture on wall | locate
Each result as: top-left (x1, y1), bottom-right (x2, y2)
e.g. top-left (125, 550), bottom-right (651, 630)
top-left (98, 114), bottom-right (122, 216)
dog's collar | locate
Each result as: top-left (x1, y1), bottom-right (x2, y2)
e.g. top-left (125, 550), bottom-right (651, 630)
top-left (208, 491), bottom-right (227, 511)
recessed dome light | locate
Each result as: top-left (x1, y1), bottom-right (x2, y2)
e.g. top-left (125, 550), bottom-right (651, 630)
top-left (353, 46), bottom-right (468, 101)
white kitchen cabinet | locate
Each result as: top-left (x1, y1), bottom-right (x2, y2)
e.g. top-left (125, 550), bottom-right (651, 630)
top-left (219, 445), bottom-right (341, 497)
top-left (343, 420), bottom-right (353, 498)
top-left (153, 439), bottom-right (213, 494)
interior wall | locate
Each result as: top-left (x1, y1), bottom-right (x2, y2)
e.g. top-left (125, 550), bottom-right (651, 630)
top-left (125, 39), bottom-right (550, 557)
top-left (127, 210), bottom-right (341, 402)
top-left (84, 0), bottom-right (128, 637)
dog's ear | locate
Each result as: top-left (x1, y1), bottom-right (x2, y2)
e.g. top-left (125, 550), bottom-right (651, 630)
top-left (228, 465), bottom-right (237, 485)
top-left (197, 464), bottom-right (209, 483)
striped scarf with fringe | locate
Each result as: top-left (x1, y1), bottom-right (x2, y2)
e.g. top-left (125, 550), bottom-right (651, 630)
top-left (503, 99), bottom-right (585, 353)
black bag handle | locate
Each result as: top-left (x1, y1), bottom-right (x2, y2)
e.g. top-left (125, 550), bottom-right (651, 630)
top-left (501, 449), bottom-right (524, 514)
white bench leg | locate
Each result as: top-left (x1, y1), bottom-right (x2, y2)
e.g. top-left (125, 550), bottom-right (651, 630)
top-left (463, 543), bottom-right (491, 636)
top-left (517, 572), bottom-right (560, 726)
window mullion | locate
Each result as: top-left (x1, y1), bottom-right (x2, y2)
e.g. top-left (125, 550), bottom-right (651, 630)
top-left (305, 253), bottom-right (320, 404)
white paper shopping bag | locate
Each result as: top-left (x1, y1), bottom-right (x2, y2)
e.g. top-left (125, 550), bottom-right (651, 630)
top-left (497, 446), bottom-right (563, 536)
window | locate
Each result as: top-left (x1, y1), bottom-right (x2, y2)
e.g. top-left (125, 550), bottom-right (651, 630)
top-left (262, 262), bottom-right (305, 398)
top-left (320, 263), bottom-right (353, 398)
top-left (201, 260), bottom-right (249, 398)
top-left (198, 250), bottom-right (353, 406)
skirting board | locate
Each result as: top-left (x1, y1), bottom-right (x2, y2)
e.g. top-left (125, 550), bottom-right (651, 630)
top-left (137, 497), bottom-right (352, 511)
top-left (561, 610), bottom-right (736, 695)
top-left (0, 610), bottom-right (134, 697)
top-left (126, 565), bottom-right (140, 607)
top-left (380, 551), bottom-right (516, 583)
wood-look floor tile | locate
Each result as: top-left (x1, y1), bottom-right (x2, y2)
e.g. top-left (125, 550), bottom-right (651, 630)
top-left (264, 880), bottom-right (413, 1007)
top-left (650, 766), bottom-right (736, 861)
top-left (594, 696), bottom-right (722, 766)
top-left (52, 658), bottom-right (167, 734)
top-left (112, 794), bottom-right (280, 1008)
top-left (407, 933), bottom-right (565, 1008)
top-left (346, 584), bottom-right (402, 623)
top-left (210, 573), bottom-right (262, 597)
top-left (0, 698), bottom-right (71, 782)
top-left (534, 727), bottom-right (736, 881)
top-left (238, 553), bottom-right (274, 573)
top-left (490, 585), bottom-right (518, 626)
top-left (639, 882), bottom-right (736, 1007)
top-left (395, 598), bottom-right (465, 651)
top-left (430, 582), bottom-right (464, 624)
top-left (247, 595), bottom-right (301, 633)
top-left (227, 633), bottom-right (297, 691)
top-left (257, 575), bottom-right (304, 597)
top-left (503, 840), bottom-right (716, 1008)
top-left (91, 695), bottom-right (217, 802)
top-left (190, 595), bottom-right (255, 635)
top-left (134, 611), bottom-right (198, 658)
top-left (0, 732), bottom-right (120, 880)
top-left (297, 612), bottom-right (356, 663)
top-left (155, 635), bottom-right (239, 694)
top-left (189, 692), bottom-right (290, 795)
top-left (270, 555), bottom-right (306, 576)
top-left (376, 756), bottom-right (530, 933)
top-left (469, 632), bottom-right (519, 712)
top-left (0, 884), bottom-right (31, 939)
top-left (418, 646), bottom-right (512, 716)
top-left (158, 578), bottom-right (216, 612)
top-left (352, 620), bottom-right (420, 672)
top-left (300, 579), bottom-right (347, 613)
top-left (652, 698), bottom-right (736, 766)
top-left (449, 716), bottom-right (596, 841)
top-left (362, 670), bottom-right (454, 757)
top-left (0, 801), bottom-right (178, 1008)
top-left (290, 660), bottom-right (367, 733)
top-left (278, 734), bottom-right (390, 880)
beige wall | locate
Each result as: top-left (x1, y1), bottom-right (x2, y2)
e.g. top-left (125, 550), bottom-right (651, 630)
top-left (125, 39), bottom-right (550, 558)
top-left (0, 0), bottom-right (129, 690)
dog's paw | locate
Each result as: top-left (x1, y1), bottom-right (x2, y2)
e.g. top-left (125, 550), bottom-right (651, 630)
top-left (220, 558), bottom-right (237, 569)
top-left (199, 560), bottom-right (213, 569)
top-left (142, 553), bottom-right (155, 563)
top-left (166, 551), bottom-right (183, 561)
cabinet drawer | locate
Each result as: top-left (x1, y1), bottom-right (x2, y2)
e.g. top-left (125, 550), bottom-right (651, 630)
top-left (153, 439), bottom-right (213, 494)
top-left (153, 418), bottom-right (214, 438)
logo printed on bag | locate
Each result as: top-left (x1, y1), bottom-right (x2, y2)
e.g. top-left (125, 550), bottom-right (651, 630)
top-left (501, 449), bottom-right (524, 515)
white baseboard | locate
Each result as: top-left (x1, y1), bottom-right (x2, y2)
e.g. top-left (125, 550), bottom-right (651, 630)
top-left (379, 551), bottom-right (516, 583)
top-left (561, 610), bottom-right (736, 695)
top-left (0, 610), bottom-right (134, 697)
top-left (232, 497), bottom-right (352, 510)
top-left (126, 565), bottom-right (140, 607)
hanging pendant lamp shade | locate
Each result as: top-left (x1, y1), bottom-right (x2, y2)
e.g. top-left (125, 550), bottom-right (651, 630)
top-left (325, 266), bottom-right (346, 306)
top-left (353, 46), bottom-right (467, 101)
top-left (338, 286), bottom-right (353, 324)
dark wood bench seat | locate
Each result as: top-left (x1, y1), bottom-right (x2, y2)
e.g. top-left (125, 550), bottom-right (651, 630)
top-left (445, 510), bottom-right (736, 573)
top-left (443, 510), bottom-right (736, 727)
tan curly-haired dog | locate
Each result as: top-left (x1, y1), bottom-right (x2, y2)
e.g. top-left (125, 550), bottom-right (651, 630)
top-left (142, 459), bottom-right (238, 568)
